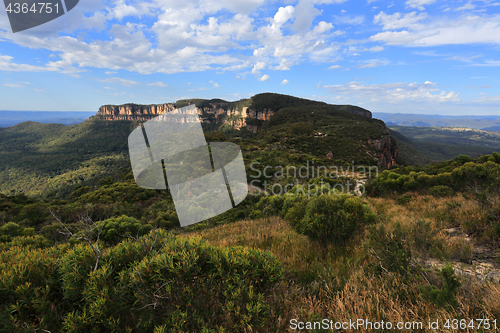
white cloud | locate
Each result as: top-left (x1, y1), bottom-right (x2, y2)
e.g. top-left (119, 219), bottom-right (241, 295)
top-left (3, 83), bottom-right (23, 88)
top-left (322, 80), bottom-right (460, 103)
top-left (369, 46), bottom-right (384, 51)
top-left (0, 54), bottom-right (58, 72)
top-left (147, 81), bottom-right (168, 87)
top-left (455, 2), bottom-right (476, 11)
top-left (370, 14), bottom-right (500, 46)
top-left (98, 77), bottom-right (140, 86)
top-left (292, 0), bottom-right (322, 32)
top-left (252, 62), bottom-right (266, 74)
top-left (109, 0), bottom-right (154, 20)
top-left (473, 60), bottom-right (500, 66)
top-left (259, 74), bottom-right (270, 81)
top-left (358, 59), bottom-right (390, 68)
top-left (210, 80), bottom-right (221, 87)
top-left (281, 79), bottom-right (289, 85)
top-left (272, 59), bottom-right (293, 70)
top-left (405, 0), bottom-right (436, 11)
top-left (219, 0), bottom-right (266, 15)
top-left (333, 15), bottom-right (365, 25)
top-left (0, 0), bottom-right (347, 75)
top-left (373, 11), bottom-right (427, 30)
top-left (328, 64), bottom-right (342, 69)
top-left (274, 6), bottom-right (295, 26)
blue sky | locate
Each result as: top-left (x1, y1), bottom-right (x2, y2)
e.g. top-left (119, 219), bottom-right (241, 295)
top-left (0, 0), bottom-right (499, 115)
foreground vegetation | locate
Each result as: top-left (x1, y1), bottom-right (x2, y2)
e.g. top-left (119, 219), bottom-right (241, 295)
top-left (1, 153), bottom-right (500, 331)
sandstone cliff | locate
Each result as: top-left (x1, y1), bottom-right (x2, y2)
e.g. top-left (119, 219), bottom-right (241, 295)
top-left (367, 135), bottom-right (398, 169)
top-left (95, 95), bottom-right (372, 132)
top-left (94, 93), bottom-right (397, 168)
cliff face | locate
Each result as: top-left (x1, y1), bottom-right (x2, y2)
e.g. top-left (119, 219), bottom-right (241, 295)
top-left (94, 95), bottom-right (397, 168)
top-left (95, 98), bottom-right (372, 134)
top-left (97, 103), bottom-right (176, 119)
top-left (96, 102), bottom-right (249, 130)
top-left (368, 135), bottom-right (398, 169)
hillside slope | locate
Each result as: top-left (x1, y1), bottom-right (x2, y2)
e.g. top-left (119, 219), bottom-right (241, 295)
top-left (0, 120), bottom-right (136, 197)
top-left (390, 126), bottom-right (500, 162)
top-left (0, 93), bottom-right (396, 197)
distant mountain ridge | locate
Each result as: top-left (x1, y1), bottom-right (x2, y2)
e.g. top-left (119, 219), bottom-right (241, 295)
top-left (374, 112), bottom-right (500, 131)
top-left (0, 111), bottom-right (95, 128)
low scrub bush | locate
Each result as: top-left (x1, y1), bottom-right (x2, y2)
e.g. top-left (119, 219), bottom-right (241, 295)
top-left (368, 223), bottom-right (413, 277)
top-left (288, 194), bottom-right (376, 245)
top-left (419, 264), bottom-right (461, 309)
top-left (428, 185), bottom-right (453, 197)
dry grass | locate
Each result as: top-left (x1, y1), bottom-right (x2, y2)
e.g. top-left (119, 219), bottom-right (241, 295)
top-left (182, 210), bottom-right (500, 332)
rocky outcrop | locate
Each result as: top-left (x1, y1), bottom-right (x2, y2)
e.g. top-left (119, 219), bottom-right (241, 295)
top-left (94, 97), bottom-right (374, 134)
top-left (94, 95), bottom-right (395, 168)
top-left (97, 103), bottom-right (176, 119)
top-left (96, 102), bottom-right (250, 130)
top-left (368, 135), bottom-right (398, 169)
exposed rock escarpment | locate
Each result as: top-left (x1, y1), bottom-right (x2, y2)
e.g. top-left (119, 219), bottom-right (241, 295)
top-left (94, 93), bottom-right (397, 168)
top-left (94, 94), bottom-right (373, 133)
top-left (368, 135), bottom-right (398, 169)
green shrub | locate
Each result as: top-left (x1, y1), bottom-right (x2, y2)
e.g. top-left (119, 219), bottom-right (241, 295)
top-left (368, 223), bottom-right (413, 277)
top-left (290, 194), bottom-right (376, 244)
top-left (0, 231), bottom-right (283, 332)
top-left (72, 215), bottom-right (153, 246)
top-left (282, 195), bottom-right (308, 225)
top-left (410, 220), bottom-right (446, 259)
top-left (419, 264), bottom-right (461, 309)
top-left (255, 195), bottom-right (286, 217)
top-left (205, 130), bottom-right (227, 142)
top-left (428, 185), bottom-right (453, 197)
top-left (0, 222), bottom-right (24, 242)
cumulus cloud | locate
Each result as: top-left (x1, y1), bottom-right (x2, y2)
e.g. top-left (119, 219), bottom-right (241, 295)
top-left (274, 6), bottom-right (295, 26)
top-left (281, 79), bottom-right (289, 84)
top-left (109, 0), bottom-right (154, 20)
top-left (272, 59), bottom-right (293, 70)
top-left (292, 0), bottom-right (322, 32)
top-left (210, 80), bottom-right (221, 87)
top-left (328, 64), bottom-right (342, 69)
top-left (252, 62), bottom-right (266, 74)
top-left (0, 0), bottom-right (346, 75)
top-left (258, 74), bottom-right (270, 81)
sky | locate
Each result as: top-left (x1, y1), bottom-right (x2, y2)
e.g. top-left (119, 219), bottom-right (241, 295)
top-left (0, 0), bottom-right (499, 115)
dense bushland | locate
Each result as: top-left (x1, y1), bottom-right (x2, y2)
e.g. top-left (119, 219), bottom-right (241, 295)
top-left (0, 231), bottom-right (282, 332)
